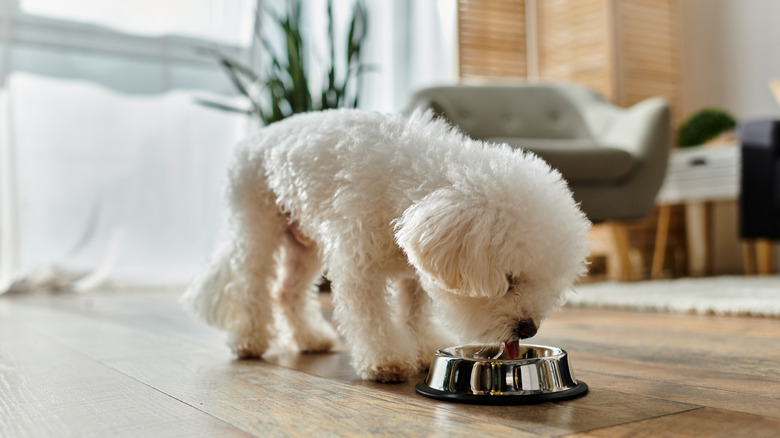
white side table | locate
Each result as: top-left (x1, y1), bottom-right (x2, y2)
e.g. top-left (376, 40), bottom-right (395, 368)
top-left (652, 144), bottom-right (740, 278)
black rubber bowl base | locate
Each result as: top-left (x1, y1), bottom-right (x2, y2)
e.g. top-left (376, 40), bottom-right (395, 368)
top-left (414, 380), bottom-right (588, 405)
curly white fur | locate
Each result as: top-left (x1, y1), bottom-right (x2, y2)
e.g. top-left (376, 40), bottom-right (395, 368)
top-left (181, 109), bottom-right (591, 382)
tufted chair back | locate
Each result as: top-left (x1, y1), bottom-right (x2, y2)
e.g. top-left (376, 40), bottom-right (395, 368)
top-left (410, 84), bottom-right (620, 142)
top-left (408, 82), bottom-right (671, 224)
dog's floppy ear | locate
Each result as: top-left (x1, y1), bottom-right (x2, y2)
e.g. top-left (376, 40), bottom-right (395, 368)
top-left (394, 189), bottom-right (507, 298)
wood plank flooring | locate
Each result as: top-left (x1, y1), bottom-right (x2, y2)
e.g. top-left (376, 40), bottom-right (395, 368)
top-left (1, 289), bottom-right (779, 437)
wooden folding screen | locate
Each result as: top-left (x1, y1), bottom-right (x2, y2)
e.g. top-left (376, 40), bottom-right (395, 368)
top-left (458, 0), bottom-right (681, 123)
top-left (458, 0), bottom-right (527, 80)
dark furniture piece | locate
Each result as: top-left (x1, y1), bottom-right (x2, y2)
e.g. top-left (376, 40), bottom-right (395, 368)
top-left (739, 119), bottom-right (780, 273)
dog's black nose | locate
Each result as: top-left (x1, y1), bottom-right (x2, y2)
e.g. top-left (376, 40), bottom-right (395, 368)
top-left (514, 320), bottom-right (538, 339)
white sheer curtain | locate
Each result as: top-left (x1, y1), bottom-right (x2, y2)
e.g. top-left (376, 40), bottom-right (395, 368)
top-left (0, 0), bottom-right (457, 293)
top-left (0, 0), bottom-right (255, 291)
top-left (360, 0), bottom-right (458, 113)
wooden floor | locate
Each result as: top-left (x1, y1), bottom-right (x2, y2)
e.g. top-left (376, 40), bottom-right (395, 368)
top-left (2, 289), bottom-right (780, 437)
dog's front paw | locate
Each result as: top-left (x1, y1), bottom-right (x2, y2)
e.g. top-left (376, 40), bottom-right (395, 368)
top-left (353, 352), bottom-right (419, 382)
top-left (229, 333), bottom-right (270, 359)
top-left (363, 361), bottom-right (419, 383)
top-left (297, 328), bottom-right (339, 354)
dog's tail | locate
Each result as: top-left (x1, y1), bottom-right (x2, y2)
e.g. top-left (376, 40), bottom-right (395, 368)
top-left (180, 239), bottom-right (242, 330)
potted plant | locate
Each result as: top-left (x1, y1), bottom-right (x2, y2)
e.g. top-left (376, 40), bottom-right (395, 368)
top-left (677, 108), bottom-right (737, 148)
top-left (198, 0), bottom-right (371, 126)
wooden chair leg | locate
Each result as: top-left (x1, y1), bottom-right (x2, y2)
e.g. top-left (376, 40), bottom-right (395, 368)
top-left (743, 240), bottom-right (757, 275)
top-left (588, 222), bottom-right (634, 282)
top-left (756, 239), bottom-right (775, 275)
top-left (685, 201), bottom-right (710, 277)
top-left (610, 222), bottom-right (633, 282)
top-left (704, 202), bottom-right (715, 276)
top-left (651, 204), bottom-right (672, 279)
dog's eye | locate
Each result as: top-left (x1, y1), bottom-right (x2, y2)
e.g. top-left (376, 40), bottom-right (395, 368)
top-left (506, 274), bottom-right (524, 293)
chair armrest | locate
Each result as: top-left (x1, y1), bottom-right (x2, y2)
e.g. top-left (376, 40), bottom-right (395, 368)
top-left (407, 90), bottom-right (455, 119)
top-left (600, 97), bottom-right (670, 158)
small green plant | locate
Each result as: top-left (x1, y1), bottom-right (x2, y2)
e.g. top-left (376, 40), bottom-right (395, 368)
top-left (677, 108), bottom-right (737, 147)
top-left (198, 0), bottom-right (370, 125)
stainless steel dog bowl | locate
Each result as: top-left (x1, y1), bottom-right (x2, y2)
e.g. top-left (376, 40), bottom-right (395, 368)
top-left (415, 343), bottom-right (588, 404)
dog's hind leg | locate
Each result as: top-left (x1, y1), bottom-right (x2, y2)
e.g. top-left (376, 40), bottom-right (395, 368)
top-left (222, 181), bottom-right (291, 358)
top-left (182, 166), bottom-right (287, 359)
top-left (397, 277), bottom-right (458, 371)
top-left (275, 223), bottom-right (339, 353)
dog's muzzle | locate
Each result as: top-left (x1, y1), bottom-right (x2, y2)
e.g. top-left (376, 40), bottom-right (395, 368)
top-left (514, 319), bottom-right (538, 339)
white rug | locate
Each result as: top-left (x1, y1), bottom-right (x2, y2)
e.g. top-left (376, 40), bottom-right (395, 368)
top-left (565, 275), bottom-right (780, 317)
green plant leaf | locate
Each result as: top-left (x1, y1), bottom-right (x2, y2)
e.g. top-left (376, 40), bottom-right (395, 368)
top-left (205, 48), bottom-right (259, 83)
top-left (677, 108), bottom-right (737, 147)
top-left (217, 57), bottom-right (263, 117)
top-left (194, 98), bottom-right (253, 115)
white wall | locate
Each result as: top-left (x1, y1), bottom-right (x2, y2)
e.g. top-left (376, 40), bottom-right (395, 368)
top-left (680, 0), bottom-right (780, 274)
top-left (681, 0), bottom-right (780, 120)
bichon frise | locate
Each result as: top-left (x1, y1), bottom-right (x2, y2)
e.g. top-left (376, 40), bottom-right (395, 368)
top-left (181, 109), bottom-right (591, 382)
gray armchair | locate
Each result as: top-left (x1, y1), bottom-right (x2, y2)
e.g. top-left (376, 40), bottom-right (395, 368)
top-left (409, 83), bottom-right (671, 223)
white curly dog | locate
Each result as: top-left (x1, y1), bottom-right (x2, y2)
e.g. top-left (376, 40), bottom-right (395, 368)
top-left (181, 109), bottom-right (591, 382)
